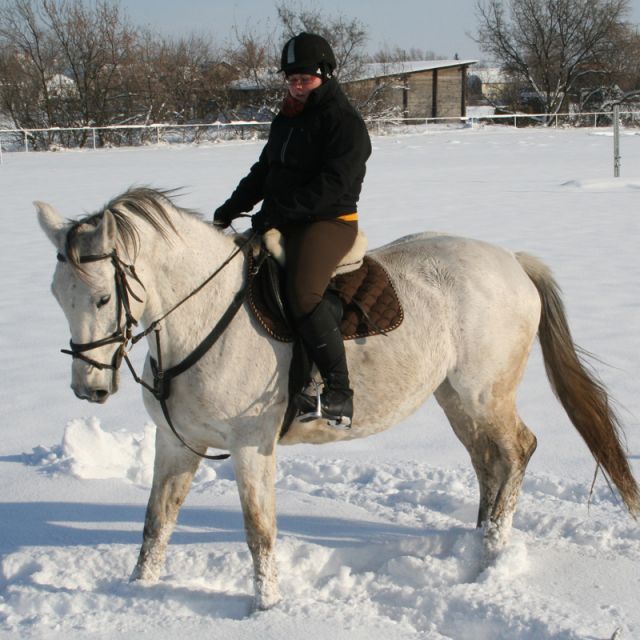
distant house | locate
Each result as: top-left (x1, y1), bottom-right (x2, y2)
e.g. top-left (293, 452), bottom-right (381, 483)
top-left (46, 73), bottom-right (77, 98)
top-left (226, 69), bottom-right (283, 121)
top-left (343, 60), bottom-right (478, 120)
top-left (467, 66), bottom-right (509, 104)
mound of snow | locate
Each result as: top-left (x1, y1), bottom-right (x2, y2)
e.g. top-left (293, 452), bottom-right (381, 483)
top-left (23, 419), bottom-right (221, 487)
top-left (561, 178), bottom-right (640, 190)
top-left (24, 417), bottom-right (156, 484)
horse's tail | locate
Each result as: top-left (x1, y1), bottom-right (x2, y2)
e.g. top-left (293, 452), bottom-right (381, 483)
top-left (516, 251), bottom-right (640, 517)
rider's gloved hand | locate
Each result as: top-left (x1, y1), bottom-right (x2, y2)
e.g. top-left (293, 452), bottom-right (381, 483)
top-left (251, 209), bottom-right (280, 234)
top-left (213, 202), bottom-right (239, 229)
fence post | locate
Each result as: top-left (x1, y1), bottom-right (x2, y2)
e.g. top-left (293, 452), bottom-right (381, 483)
top-left (24, 131), bottom-right (28, 152)
top-left (0, 137), bottom-right (3, 165)
top-left (613, 104), bottom-right (621, 178)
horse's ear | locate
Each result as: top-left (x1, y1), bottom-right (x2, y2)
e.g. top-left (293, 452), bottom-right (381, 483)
top-left (96, 209), bottom-right (118, 250)
top-left (35, 201), bottom-right (66, 249)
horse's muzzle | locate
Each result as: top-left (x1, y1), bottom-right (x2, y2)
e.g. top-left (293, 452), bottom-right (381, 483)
top-left (71, 364), bottom-right (120, 403)
top-left (72, 384), bottom-right (111, 403)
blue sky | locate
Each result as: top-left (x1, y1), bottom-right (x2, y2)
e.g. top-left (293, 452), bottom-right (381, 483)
top-left (123, 0), bottom-right (640, 62)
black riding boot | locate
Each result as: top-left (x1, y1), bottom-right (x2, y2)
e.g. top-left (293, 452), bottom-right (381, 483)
top-left (295, 297), bottom-right (353, 427)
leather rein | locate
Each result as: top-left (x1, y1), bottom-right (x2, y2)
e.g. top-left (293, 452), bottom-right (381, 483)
top-left (57, 232), bottom-right (256, 461)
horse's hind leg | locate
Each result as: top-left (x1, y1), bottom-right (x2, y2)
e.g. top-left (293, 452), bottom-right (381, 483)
top-left (131, 427), bottom-right (202, 582)
top-left (435, 379), bottom-right (537, 560)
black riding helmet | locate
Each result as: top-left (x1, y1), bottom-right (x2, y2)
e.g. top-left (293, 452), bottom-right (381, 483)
top-left (280, 32), bottom-right (337, 79)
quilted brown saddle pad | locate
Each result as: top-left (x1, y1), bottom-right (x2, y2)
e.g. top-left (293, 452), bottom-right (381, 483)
top-left (248, 253), bottom-right (404, 342)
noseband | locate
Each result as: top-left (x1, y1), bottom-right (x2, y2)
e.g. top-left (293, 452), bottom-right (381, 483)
top-left (57, 250), bottom-right (144, 372)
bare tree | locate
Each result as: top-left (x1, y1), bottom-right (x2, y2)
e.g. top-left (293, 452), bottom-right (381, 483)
top-left (41, 0), bottom-right (137, 136)
top-left (0, 0), bottom-right (233, 146)
top-left (153, 34), bottom-right (224, 122)
top-left (576, 22), bottom-right (640, 113)
top-left (0, 0), bottom-right (139, 146)
top-left (0, 0), bottom-right (60, 137)
top-left (221, 22), bottom-right (282, 119)
top-left (370, 46), bottom-right (446, 63)
top-left (226, 23), bottom-right (277, 87)
top-left (475, 0), bottom-right (631, 117)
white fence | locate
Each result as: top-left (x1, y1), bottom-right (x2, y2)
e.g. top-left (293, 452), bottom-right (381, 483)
top-left (0, 120), bottom-right (272, 154)
top-left (1, 110), bottom-right (639, 154)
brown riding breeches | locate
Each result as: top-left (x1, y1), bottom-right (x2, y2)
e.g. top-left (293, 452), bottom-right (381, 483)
top-left (282, 218), bottom-right (358, 319)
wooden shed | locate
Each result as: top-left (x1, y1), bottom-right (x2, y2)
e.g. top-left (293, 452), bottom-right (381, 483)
top-left (344, 60), bottom-right (477, 120)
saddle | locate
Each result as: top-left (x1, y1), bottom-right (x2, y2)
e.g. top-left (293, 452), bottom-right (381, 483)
top-left (247, 229), bottom-right (404, 342)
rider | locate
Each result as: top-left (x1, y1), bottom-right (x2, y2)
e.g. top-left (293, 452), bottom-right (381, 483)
top-left (213, 32), bottom-right (371, 427)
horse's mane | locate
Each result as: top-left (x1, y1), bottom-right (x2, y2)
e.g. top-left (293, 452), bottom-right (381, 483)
top-left (65, 187), bottom-right (201, 268)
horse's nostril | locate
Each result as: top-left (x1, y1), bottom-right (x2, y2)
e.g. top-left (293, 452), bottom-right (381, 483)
top-left (94, 389), bottom-right (109, 403)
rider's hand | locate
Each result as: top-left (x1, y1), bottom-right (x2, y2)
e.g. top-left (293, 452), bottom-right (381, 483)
top-left (213, 202), bottom-right (238, 229)
top-left (251, 209), bottom-right (278, 234)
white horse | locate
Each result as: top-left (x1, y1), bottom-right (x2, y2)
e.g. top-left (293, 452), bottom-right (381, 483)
top-left (36, 188), bottom-right (639, 611)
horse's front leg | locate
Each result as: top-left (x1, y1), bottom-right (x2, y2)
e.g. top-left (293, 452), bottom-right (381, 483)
top-left (231, 442), bottom-right (280, 610)
top-left (130, 426), bottom-right (202, 583)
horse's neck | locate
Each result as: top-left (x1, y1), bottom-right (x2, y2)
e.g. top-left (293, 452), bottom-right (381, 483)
top-left (135, 214), bottom-right (244, 357)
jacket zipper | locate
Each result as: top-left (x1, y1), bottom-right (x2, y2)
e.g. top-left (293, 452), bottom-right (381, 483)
top-left (280, 128), bottom-right (294, 164)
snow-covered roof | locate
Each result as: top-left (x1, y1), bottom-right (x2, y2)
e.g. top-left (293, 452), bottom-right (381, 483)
top-left (231, 60), bottom-right (479, 90)
top-left (230, 70), bottom-right (281, 91)
top-left (47, 74), bottom-right (75, 88)
top-left (349, 60), bottom-right (478, 82)
top-left (46, 73), bottom-right (78, 97)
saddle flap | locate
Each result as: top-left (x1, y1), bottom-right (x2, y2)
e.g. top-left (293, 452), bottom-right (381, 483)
top-left (248, 252), bottom-right (403, 343)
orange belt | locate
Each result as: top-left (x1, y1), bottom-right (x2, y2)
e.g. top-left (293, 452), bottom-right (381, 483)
top-left (337, 213), bottom-right (358, 221)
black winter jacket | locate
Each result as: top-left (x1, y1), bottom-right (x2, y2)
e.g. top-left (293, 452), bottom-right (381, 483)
top-left (219, 78), bottom-right (371, 225)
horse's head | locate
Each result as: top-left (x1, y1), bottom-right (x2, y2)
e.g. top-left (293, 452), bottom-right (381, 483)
top-left (36, 201), bottom-right (144, 403)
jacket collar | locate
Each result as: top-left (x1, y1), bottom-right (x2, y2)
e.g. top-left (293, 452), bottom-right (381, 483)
top-left (304, 77), bottom-right (338, 111)
top-left (280, 78), bottom-right (339, 118)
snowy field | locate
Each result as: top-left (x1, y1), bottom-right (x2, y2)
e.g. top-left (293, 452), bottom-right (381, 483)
top-left (1, 124), bottom-right (639, 639)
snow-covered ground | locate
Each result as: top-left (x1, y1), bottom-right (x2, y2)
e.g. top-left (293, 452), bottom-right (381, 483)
top-left (1, 124), bottom-right (639, 639)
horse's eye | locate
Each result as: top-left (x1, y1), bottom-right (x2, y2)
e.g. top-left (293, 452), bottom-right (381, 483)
top-left (97, 294), bottom-right (111, 309)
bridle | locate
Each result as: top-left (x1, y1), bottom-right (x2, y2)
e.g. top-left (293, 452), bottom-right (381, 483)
top-left (58, 249), bottom-right (144, 375)
top-left (57, 231), bottom-right (256, 461)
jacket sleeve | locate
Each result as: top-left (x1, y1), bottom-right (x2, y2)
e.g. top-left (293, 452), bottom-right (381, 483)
top-left (265, 111), bottom-right (371, 221)
top-left (218, 146), bottom-right (269, 215)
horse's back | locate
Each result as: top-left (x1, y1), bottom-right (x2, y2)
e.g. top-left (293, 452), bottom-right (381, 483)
top-left (371, 232), bottom-right (542, 397)
top-left (372, 232), bottom-right (540, 311)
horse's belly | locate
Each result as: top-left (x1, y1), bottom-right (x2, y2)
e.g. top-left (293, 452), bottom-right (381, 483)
top-left (280, 306), bottom-right (449, 446)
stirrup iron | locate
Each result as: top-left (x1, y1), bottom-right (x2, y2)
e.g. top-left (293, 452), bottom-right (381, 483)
top-left (297, 380), bottom-right (323, 422)
top-left (297, 381), bottom-right (351, 430)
